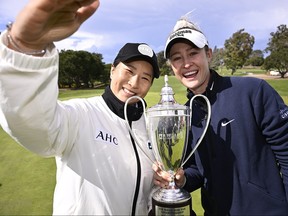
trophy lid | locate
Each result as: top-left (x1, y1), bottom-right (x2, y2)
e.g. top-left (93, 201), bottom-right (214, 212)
top-left (159, 75), bottom-right (176, 105)
top-left (147, 75), bottom-right (188, 114)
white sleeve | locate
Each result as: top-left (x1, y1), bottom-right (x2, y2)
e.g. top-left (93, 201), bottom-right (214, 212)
top-left (0, 30), bottom-right (76, 157)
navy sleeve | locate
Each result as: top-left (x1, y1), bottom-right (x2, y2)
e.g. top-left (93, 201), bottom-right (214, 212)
top-left (254, 80), bottom-right (288, 199)
top-left (182, 133), bottom-right (204, 192)
top-left (183, 154), bottom-right (204, 192)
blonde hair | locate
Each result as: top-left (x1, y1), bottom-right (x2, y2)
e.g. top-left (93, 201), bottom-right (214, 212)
top-left (172, 11), bottom-right (203, 33)
top-left (165, 11), bottom-right (210, 60)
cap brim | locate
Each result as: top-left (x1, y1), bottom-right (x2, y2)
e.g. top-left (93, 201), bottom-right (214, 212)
top-left (124, 55), bottom-right (160, 79)
top-left (113, 43), bottom-right (160, 79)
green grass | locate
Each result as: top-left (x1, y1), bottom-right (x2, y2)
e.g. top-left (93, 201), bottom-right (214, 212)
top-left (217, 67), bottom-right (269, 76)
top-left (0, 129), bottom-right (55, 215)
top-left (0, 74), bottom-right (286, 215)
top-left (58, 88), bottom-right (105, 100)
top-left (266, 79), bottom-right (288, 104)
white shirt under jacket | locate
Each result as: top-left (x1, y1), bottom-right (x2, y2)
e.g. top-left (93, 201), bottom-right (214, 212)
top-left (0, 31), bottom-right (155, 215)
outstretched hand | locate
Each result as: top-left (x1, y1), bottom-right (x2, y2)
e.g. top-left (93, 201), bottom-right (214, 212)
top-left (9, 0), bottom-right (100, 51)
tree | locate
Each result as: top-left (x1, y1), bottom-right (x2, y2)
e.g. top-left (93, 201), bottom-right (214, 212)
top-left (210, 46), bottom-right (225, 70)
top-left (59, 50), bottom-right (105, 88)
top-left (91, 53), bottom-right (107, 85)
top-left (102, 63), bottom-right (112, 86)
top-left (58, 50), bottom-right (77, 88)
top-left (223, 29), bottom-right (255, 74)
top-left (157, 51), bottom-right (172, 76)
top-left (263, 24), bottom-right (288, 78)
top-left (244, 50), bottom-right (264, 67)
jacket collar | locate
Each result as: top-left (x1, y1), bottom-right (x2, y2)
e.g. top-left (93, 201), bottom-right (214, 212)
top-left (102, 86), bottom-right (145, 122)
top-left (186, 69), bottom-right (220, 100)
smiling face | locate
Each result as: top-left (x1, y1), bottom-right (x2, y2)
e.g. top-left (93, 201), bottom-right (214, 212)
top-left (168, 42), bottom-right (212, 95)
top-left (110, 60), bottom-right (153, 104)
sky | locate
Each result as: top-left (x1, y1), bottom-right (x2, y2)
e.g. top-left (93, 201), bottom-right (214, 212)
top-left (0, 0), bottom-right (287, 63)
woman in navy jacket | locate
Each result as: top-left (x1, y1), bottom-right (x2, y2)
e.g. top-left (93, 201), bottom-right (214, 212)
top-left (154, 16), bottom-right (288, 215)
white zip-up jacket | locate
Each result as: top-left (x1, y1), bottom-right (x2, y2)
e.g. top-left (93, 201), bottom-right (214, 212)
top-left (0, 32), bottom-right (155, 215)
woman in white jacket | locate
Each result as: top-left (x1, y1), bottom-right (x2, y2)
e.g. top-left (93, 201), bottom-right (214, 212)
top-left (0, 0), bottom-right (160, 215)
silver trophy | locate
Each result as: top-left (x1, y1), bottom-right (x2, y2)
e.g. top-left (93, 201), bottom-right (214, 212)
top-left (124, 75), bottom-right (211, 216)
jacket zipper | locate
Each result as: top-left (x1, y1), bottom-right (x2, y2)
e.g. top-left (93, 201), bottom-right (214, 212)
top-left (130, 133), bottom-right (141, 216)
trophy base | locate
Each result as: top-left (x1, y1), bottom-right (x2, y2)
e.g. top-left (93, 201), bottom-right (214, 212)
top-left (152, 188), bottom-right (192, 216)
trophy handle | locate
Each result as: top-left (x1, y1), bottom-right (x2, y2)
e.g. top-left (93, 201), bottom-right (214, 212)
top-left (124, 96), bottom-right (155, 165)
top-left (180, 94), bottom-right (211, 167)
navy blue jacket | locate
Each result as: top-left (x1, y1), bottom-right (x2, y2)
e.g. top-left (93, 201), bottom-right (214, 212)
top-left (183, 70), bottom-right (288, 215)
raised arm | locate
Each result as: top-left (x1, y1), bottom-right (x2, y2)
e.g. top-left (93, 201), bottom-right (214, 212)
top-left (0, 0), bottom-right (101, 156)
top-left (7, 0), bottom-right (100, 55)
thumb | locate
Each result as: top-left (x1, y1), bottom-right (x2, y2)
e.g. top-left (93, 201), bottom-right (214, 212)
top-left (76, 0), bottom-right (100, 24)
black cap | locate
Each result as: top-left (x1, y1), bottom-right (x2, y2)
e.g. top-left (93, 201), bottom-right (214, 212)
top-left (113, 43), bottom-right (160, 78)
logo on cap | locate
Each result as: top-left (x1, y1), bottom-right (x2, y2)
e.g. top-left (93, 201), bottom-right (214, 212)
top-left (138, 44), bottom-right (153, 58)
top-left (169, 29), bottom-right (192, 40)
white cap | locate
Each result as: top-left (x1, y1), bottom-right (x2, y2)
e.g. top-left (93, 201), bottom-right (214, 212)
top-left (164, 27), bottom-right (209, 59)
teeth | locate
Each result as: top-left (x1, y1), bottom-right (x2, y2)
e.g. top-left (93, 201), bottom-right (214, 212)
top-left (123, 88), bottom-right (135, 95)
top-left (184, 71), bottom-right (197, 76)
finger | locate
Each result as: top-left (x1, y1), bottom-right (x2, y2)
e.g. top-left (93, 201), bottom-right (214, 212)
top-left (76, 0), bottom-right (100, 23)
top-left (160, 169), bottom-right (172, 180)
top-left (152, 163), bottom-right (159, 172)
top-left (175, 168), bottom-right (184, 180)
top-left (153, 169), bottom-right (170, 188)
top-left (159, 171), bottom-right (172, 183)
top-left (153, 172), bottom-right (162, 181)
top-left (174, 169), bottom-right (186, 188)
top-left (153, 176), bottom-right (169, 188)
top-left (154, 180), bottom-right (168, 188)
